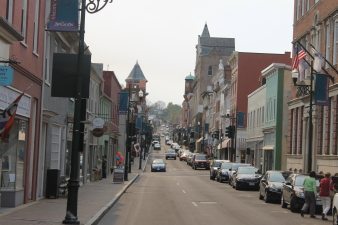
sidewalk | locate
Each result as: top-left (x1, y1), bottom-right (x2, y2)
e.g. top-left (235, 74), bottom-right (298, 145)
top-left (0, 155), bottom-right (149, 225)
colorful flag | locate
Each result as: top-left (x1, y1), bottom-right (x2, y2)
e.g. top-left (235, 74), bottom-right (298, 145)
top-left (292, 45), bottom-right (306, 70)
top-left (0, 92), bottom-right (24, 141)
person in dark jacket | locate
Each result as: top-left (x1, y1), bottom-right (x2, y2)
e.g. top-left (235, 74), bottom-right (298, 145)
top-left (320, 172), bottom-right (332, 220)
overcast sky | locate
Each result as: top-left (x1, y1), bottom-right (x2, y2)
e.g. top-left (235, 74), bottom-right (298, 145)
top-left (85, 0), bottom-right (294, 106)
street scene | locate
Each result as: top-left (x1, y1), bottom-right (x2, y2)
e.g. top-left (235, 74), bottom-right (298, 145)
top-left (1, 0), bottom-right (338, 225)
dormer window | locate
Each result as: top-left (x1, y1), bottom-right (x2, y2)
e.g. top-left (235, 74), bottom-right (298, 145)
top-left (208, 66), bottom-right (213, 76)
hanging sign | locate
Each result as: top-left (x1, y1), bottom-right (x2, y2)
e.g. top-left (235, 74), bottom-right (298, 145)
top-left (314, 73), bottom-right (329, 106)
top-left (47, 0), bottom-right (79, 32)
top-left (0, 66), bottom-right (13, 86)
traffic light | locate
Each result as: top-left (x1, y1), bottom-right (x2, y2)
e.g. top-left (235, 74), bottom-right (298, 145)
top-left (225, 125), bottom-right (235, 138)
top-left (225, 126), bottom-right (231, 138)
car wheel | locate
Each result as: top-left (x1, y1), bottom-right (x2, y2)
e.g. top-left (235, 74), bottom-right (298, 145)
top-left (259, 189), bottom-right (263, 200)
top-left (264, 190), bottom-right (270, 203)
top-left (333, 208), bottom-right (338, 225)
top-left (235, 183), bottom-right (239, 190)
top-left (174, 157), bottom-right (176, 160)
top-left (290, 197), bottom-right (299, 212)
top-left (281, 195), bottom-right (287, 208)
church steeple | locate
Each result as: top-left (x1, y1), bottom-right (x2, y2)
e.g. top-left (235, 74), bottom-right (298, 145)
top-left (201, 23), bottom-right (210, 38)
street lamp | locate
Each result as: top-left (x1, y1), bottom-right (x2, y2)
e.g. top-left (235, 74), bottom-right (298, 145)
top-left (225, 109), bottom-right (237, 162)
top-left (63, 1), bottom-right (113, 224)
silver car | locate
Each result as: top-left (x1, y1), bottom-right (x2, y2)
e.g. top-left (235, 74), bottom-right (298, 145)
top-left (151, 159), bottom-right (166, 172)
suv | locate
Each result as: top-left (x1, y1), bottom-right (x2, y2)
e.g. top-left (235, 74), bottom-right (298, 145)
top-left (192, 154), bottom-right (209, 170)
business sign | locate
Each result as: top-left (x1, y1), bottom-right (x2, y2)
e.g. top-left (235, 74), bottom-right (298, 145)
top-left (0, 66), bottom-right (13, 86)
top-left (47, 0), bottom-right (79, 32)
top-left (314, 73), bottom-right (329, 106)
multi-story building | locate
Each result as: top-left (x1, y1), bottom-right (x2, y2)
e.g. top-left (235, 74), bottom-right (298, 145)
top-left (288, 0), bottom-right (338, 173)
top-left (228, 51), bottom-right (291, 162)
top-left (192, 24), bottom-right (235, 153)
top-left (247, 63), bottom-right (293, 173)
top-left (0, 0), bottom-right (45, 207)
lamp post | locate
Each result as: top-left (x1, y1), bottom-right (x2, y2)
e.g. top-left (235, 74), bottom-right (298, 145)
top-left (291, 66), bottom-right (314, 173)
top-left (63, 1), bottom-right (113, 224)
top-left (225, 109), bottom-right (237, 162)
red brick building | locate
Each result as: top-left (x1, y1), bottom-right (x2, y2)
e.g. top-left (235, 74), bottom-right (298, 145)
top-left (228, 52), bottom-right (291, 162)
top-left (0, 0), bottom-right (45, 207)
top-left (287, 0), bottom-right (338, 173)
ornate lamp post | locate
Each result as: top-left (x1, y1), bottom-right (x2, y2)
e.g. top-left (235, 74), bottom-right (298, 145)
top-left (63, 1), bottom-right (113, 224)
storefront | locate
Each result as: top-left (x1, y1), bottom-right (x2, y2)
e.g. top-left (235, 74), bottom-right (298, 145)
top-left (0, 87), bottom-right (31, 207)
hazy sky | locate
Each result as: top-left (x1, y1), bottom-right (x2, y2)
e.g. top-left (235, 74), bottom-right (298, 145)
top-left (85, 0), bottom-right (294, 106)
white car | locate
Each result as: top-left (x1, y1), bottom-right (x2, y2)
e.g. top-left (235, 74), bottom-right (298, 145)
top-left (154, 143), bottom-right (161, 150)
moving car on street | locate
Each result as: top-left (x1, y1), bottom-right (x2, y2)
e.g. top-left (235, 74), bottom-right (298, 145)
top-left (154, 143), bottom-right (161, 150)
top-left (151, 159), bottom-right (166, 172)
top-left (165, 149), bottom-right (176, 160)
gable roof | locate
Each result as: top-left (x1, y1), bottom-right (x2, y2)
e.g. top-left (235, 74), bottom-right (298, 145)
top-left (125, 61), bottom-right (147, 82)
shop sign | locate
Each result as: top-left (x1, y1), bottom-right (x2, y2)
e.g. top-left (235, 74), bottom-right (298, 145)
top-left (0, 66), bottom-right (13, 86)
top-left (0, 86), bottom-right (31, 117)
top-left (92, 118), bottom-right (105, 137)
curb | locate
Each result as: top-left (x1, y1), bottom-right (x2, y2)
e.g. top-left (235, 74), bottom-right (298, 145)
top-left (85, 174), bottom-right (139, 225)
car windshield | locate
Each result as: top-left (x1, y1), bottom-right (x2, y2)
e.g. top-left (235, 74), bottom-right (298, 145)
top-left (167, 150), bottom-right (175, 153)
top-left (269, 172), bottom-right (285, 182)
top-left (231, 163), bottom-right (249, 170)
top-left (237, 167), bottom-right (256, 174)
top-left (153, 159), bottom-right (164, 164)
top-left (195, 155), bottom-right (207, 160)
top-left (213, 161), bottom-right (223, 167)
top-left (221, 163), bottom-right (232, 169)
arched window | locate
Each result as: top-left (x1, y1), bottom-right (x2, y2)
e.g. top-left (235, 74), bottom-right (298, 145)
top-left (208, 66), bottom-right (212, 76)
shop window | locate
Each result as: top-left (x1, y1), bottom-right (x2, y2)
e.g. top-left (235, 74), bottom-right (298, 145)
top-left (0, 119), bottom-right (28, 190)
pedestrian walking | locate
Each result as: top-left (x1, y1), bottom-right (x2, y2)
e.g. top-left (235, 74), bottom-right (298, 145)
top-left (320, 172), bottom-right (331, 220)
top-left (300, 171), bottom-right (317, 218)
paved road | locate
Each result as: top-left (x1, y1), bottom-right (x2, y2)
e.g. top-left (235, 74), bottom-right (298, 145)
top-left (98, 146), bottom-right (331, 225)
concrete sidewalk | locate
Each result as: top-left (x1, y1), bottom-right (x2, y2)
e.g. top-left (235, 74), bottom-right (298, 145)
top-left (0, 155), bottom-right (149, 225)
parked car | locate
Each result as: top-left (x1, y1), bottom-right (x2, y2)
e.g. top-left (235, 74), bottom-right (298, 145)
top-left (165, 149), bottom-right (176, 160)
top-left (281, 173), bottom-right (322, 212)
top-left (259, 170), bottom-right (286, 203)
top-left (179, 150), bottom-right (190, 161)
top-left (186, 153), bottom-right (194, 166)
top-left (215, 162), bottom-right (234, 183)
top-left (192, 154), bottom-right (209, 170)
top-left (228, 163), bottom-right (251, 185)
top-left (154, 143), bottom-right (161, 150)
top-left (209, 160), bottom-right (229, 180)
top-left (231, 166), bottom-right (262, 190)
top-left (152, 140), bottom-right (159, 146)
top-left (151, 159), bottom-right (166, 172)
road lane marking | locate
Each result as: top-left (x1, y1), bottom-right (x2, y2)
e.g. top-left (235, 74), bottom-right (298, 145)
top-left (192, 202), bottom-right (198, 207)
top-left (198, 201), bottom-right (217, 204)
top-left (182, 190), bottom-right (186, 194)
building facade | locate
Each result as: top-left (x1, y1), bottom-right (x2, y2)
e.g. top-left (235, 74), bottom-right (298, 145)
top-left (288, 0), bottom-right (338, 173)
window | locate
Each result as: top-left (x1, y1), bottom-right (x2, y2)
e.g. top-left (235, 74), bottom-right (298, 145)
top-left (208, 66), bottom-right (212, 76)
top-left (296, 0), bottom-right (301, 20)
top-left (33, 0), bottom-right (40, 53)
top-left (6, 0), bottom-right (14, 24)
top-left (44, 32), bottom-right (51, 83)
top-left (301, 0), bottom-right (305, 16)
top-left (325, 22), bottom-right (330, 68)
top-left (334, 20), bottom-right (338, 65)
top-left (21, 0), bottom-right (28, 42)
top-left (315, 0), bottom-right (319, 4)
top-left (50, 125), bottom-right (62, 169)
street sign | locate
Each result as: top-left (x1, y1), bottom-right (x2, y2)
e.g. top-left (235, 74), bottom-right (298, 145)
top-left (112, 167), bottom-right (124, 183)
top-left (0, 66), bottom-right (13, 86)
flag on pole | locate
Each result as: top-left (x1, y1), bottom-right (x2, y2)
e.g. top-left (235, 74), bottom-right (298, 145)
top-left (0, 92), bottom-right (24, 141)
top-left (292, 44), bottom-right (306, 70)
top-left (311, 46), bottom-right (325, 72)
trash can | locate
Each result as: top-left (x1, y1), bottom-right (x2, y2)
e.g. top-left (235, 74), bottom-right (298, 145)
top-left (46, 169), bottom-right (60, 198)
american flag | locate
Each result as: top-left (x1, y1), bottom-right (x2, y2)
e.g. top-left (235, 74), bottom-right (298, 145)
top-left (0, 92), bottom-right (24, 141)
top-left (292, 45), bottom-right (306, 70)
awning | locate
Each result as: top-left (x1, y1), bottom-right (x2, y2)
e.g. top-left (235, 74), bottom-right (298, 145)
top-left (263, 145), bottom-right (274, 150)
top-left (196, 137), bottom-right (203, 143)
top-left (217, 139), bottom-right (230, 150)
